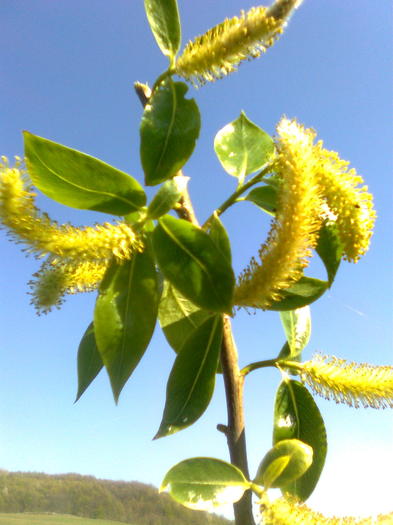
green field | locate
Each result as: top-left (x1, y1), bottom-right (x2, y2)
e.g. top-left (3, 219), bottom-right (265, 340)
top-left (0, 514), bottom-right (128, 525)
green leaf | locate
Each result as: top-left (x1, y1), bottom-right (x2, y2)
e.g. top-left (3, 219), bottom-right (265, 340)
top-left (158, 281), bottom-right (212, 354)
top-left (206, 214), bottom-right (232, 264)
top-left (316, 221), bottom-right (343, 285)
top-left (153, 215), bottom-right (235, 313)
top-left (254, 439), bottom-right (313, 489)
top-left (256, 455), bottom-right (291, 489)
top-left (273, 380), bottom-right (327, 501)
top-left (279, 306), bottom-right (311, 359)
top-left (75, 322), bottom-right (103, 402)
top-left (147, 175), bottom-right (188, 219)
top-left (214, 112), bottom-right (275, 180)
top-left (140, 80), bottom-right (200, 186)
top-left (94, 244), bottom-right (161, 401)
top-left (155, 315), bottom-right (223, 438)
top-left (268, 277), bottom-right (329, 311)
top-left (144, 0), bottom-right (181, 60)
top-left (245, 185), bottom-right (278, 216)
top-left (24, 131), bottom-right (146, 215)
top-left (160, 457), bottom-right (250, 511)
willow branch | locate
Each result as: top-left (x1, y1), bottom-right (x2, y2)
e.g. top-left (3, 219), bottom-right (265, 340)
top-left (220, 315), bottom-right (255, 525)
top-left (135, 80), bottom-right (255, 525)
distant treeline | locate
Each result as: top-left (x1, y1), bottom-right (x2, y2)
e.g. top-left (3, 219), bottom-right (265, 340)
top-left (0, 470), bottom-right (233, 525)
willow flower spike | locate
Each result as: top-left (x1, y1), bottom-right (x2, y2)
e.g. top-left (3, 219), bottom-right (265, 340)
top-left (259, 493), bottom-right (393, 524)
top-left (295, 354), bottom-right (393, 409)
top-left (313, 143), bottom-right (376, 262)
top-left (29, 259), bottom-right (109, 314)
top-left (175, 0), bottom-right (303, 85)
top-left (0, 157), bottom-right (143, 262)
top-left (234, 118), bottom-right (323, 309)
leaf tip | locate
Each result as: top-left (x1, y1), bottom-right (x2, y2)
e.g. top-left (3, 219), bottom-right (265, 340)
top-left (153, 422), bottom-right (179, 440)
top-left (74, 393), bottom-right (81, 404)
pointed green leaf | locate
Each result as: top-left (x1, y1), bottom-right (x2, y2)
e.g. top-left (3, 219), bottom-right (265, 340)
top-left (160, 457), bottom-right (250, 511)
top-left (273, 380), bottom-right (327, 501)
top-left (214, 112), bottom-right (275, 179)
top-left (279, 306), bottom-right (311, 359)
top-left (24, 131), bottom-right (146, 215)
top-left (254, 439), bottom-right (313, 489)
top-left (245, 185), bottom-right (278, 216)
top-left (144, 0), bottom-right (181, 60)
top-left (140, 80), bottom-right (200, 186)
top-left (158, 281), bottom-right (212, 353)
top-left (155, 315), bottom-right (223, 438)
top-left (153, 215), bottom-right (235, 313)
top-left (147, 175), bottom-right (188, 219)
top-left (206, 214), bottom-right (232, 265)
top-left (268, 277), bottom-right (329, 311)
top-left (75, 322), bottom-right (103, 402)
top-left (94, 244), bottom-right (161, 401)
top-left (316, 221), bottom-right (343, 285)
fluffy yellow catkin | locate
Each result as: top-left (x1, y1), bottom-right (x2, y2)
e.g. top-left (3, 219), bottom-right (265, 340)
top-left (175, 0), bottom-right (303, 85)
top-left (259, 493), bottom-right (393, 524)
top-left (234, 118), bottom-right (322, 309)
top-left (313, 143), bottom-right (376, 262)
top-left (29, 259), bottom-right (109, 314)
top-left (0, 157), bottom-right (143, 262)
top-left (299, 354), bottom-right (393, 409)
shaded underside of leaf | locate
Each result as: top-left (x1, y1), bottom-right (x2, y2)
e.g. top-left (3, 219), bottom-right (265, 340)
top-left (246, 184), bottom-right (278, 216)
top-left (75, 322), bottom-right (103, 402)
top-left (316, 221), bottom-right (343, 285)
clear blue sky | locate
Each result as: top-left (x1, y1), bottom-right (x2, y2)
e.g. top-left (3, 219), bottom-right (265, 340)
top-left (1, 0), bottom-right (392, 520)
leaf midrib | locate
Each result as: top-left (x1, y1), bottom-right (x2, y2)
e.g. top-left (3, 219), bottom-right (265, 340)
top-left (153, 80), bottom-right (178, 177)
top-left (159, 220), bottom-right (224, 304)
top-left (115, 257), bottom-right (137, 390)
top-left (174, 316), bottom-right (220, 423)
top-left (29, 151), bottom-right (137, 207)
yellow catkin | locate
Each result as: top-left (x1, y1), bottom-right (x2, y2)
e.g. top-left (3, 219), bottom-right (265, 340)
top-left (234, 118), bottom-right (322, 309)
top-left (175, 0), bottom-right (303, 85)
top-left (259, 493), bottom-right (393, 524)
top-left (0, 157), bottom-right (142, 262)
top-left (299, 354), bottom-right (393, 409)
top-left (29, 259), bottom-right (109, 314)
top-left (313, 144), bottom-right (376, 262)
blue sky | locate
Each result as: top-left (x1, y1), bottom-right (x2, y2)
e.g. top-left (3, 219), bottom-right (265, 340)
top-left (1, 0), bottom-right (392, 520)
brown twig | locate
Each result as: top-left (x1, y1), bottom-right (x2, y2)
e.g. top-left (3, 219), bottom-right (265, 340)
top-left (220, 315), bottom-right (255, 525)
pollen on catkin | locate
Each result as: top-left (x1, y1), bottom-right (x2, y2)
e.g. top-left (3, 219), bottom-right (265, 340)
top-left (234, 118), bottom-right (322, 309)
top-left (29, 259), bottom-right (109, 314)
top-left (313, 143), bottom-right (376, 262)
top-left (259, 493), bottom-right (393, 524)
top-left (300, 354), bottom-right (393, 409)
top-left (0, 157), bottom-right (143, 262)
top-left (175, 1), bottom-right (302, 85)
